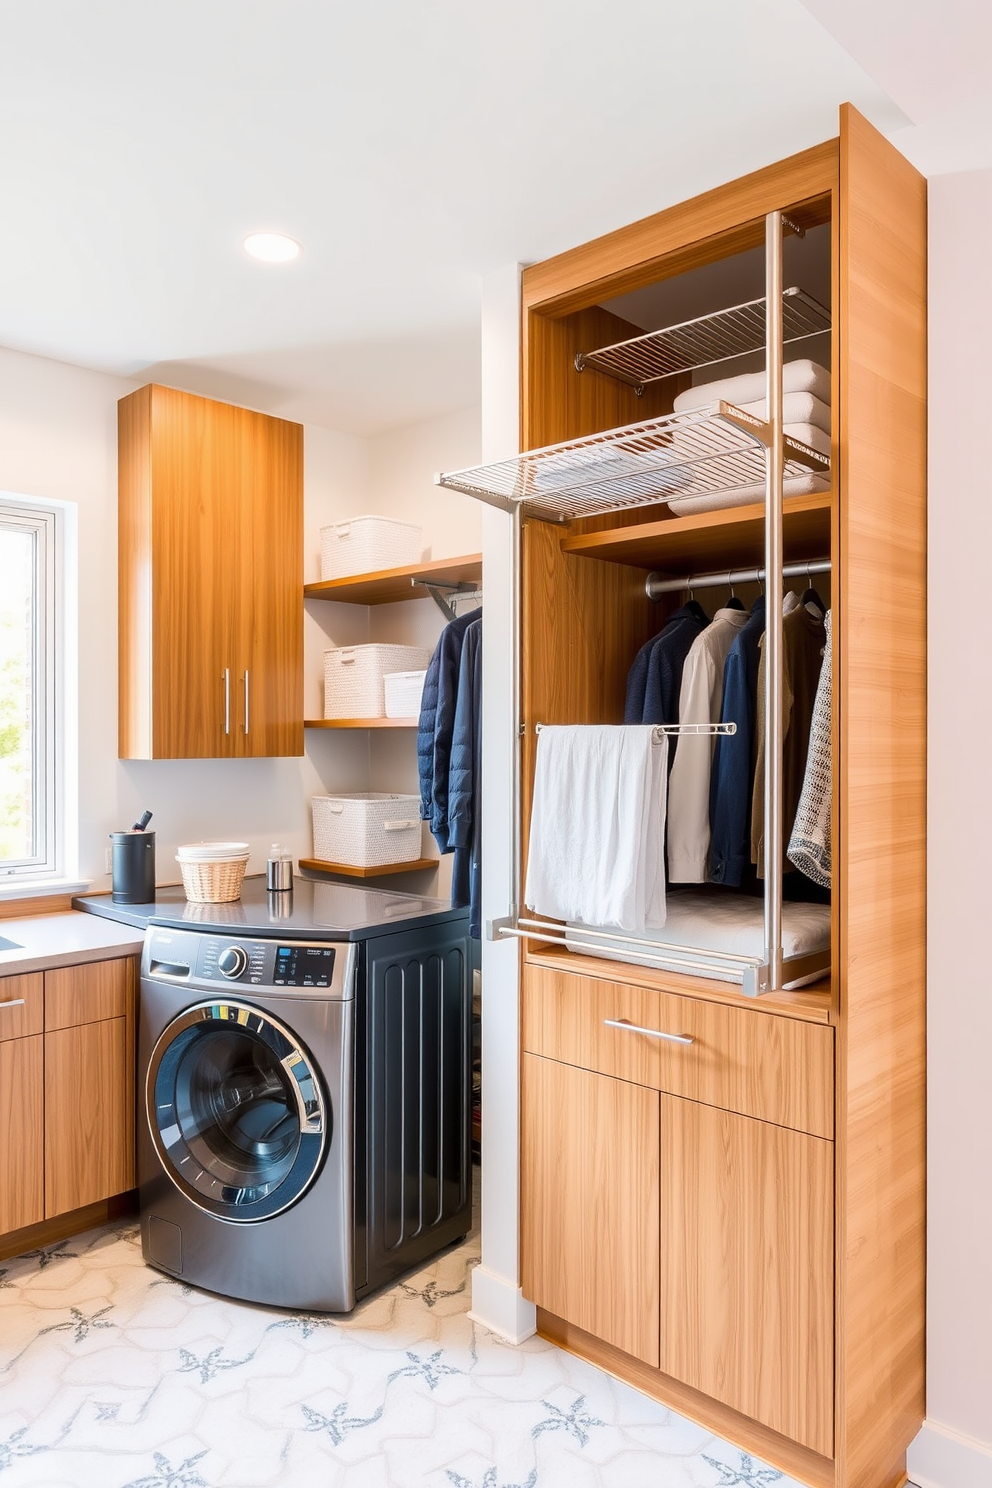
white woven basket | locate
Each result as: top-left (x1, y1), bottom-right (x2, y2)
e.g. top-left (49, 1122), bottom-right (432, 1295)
top-left (319, 516), bottom-right (423, 581)
top-left (324, 644), bottom-right (431, 719)
top-left (311, 793), bottom-right (422, 868)
top-left (175, 852), bottom-right (250, 903)
top-left (384, 670), bottom-right (427, 719)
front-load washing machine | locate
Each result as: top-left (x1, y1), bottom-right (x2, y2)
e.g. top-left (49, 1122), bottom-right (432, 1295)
top-left (137, 884), bottom-right (472, 1312)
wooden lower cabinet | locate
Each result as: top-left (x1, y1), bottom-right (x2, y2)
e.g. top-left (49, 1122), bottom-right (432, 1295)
top-left (521, 1053), bottom-right (660, 1366)
top-left (658, 1093), bottom-right (834, 1457)
top-left (0, 1035), bottom-right (45, 1233)
top-left (45, 1015), bottom-right (132, 1219)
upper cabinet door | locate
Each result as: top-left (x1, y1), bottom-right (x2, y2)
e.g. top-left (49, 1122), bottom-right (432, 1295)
top-left (237, 407), bottom-right (304, 758)
top-left (119, 386), bottom-right (303, 759)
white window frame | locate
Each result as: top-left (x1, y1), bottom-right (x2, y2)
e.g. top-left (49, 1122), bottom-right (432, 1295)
top-left (0, 498), bottom-right (63, 883)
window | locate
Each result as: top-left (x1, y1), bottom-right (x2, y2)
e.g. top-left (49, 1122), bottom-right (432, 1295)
top-left (0, 500), bottom-right (60, 880)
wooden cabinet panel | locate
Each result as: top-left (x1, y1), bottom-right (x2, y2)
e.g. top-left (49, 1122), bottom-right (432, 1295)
top-left (119, 384), bottom-right (303, 760)
top-left (0, 1035), bottom-right (44, 1232)
top-left (45, 1018), bottom-right (132, 1218)
top-left (658, 1092), bottom-right (834, 1458)
top-left (45, 958), bottom-right (129, 1031)
top-left (523, 964), bottom-right (834, 1139)
top-left (521, 1053), bottom-right (660, 1367)
top-left (0, 973), bottom-right (44, 1042)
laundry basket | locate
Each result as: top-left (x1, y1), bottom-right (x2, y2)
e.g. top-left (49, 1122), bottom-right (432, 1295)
top-left (319, 516), bottom-right (423, 581)
top-left (324, 644), bottom-right (431, 719)
top-left (311, 794), bottom-right (422, 868)
top-left (176, 842), bottom-right (251, 903)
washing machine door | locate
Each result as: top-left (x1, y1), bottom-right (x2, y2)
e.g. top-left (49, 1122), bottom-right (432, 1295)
top-left (146, 998), bottom-right (328, 1223)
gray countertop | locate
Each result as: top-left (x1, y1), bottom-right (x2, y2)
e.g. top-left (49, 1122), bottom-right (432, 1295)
top-left (0, 910), bottom-right (143, 978)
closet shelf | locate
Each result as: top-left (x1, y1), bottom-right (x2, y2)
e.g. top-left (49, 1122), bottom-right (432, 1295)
top-left (304, 717), bottom-right (418, 729)
top-left (560, 491), bottom-right (832, 573)
top-left (435, 403), bottom-right (829, 524)
top-left (575, 286), bottom-right (831, 392)
top-left (303, 553), bottom-right (482, 605)
top-left (300, 856), bottom-right (436, 879)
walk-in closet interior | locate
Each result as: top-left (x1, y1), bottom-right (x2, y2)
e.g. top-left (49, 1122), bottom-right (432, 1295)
top-left (438, 105), bottom-right (926, 1488)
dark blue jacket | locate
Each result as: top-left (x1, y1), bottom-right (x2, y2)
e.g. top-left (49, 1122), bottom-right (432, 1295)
top-left (447, 618), bottom-right (482, 937)
top-left (417, 607), bottom-right (482, 852)
top-left (709, 595), bottom-right (765, 887)
top-left (636, 601), bottom-right (709, 726)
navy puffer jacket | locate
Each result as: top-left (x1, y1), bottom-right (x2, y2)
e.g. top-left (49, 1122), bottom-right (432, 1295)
top-left (417, 608), bottom-right (482, 852)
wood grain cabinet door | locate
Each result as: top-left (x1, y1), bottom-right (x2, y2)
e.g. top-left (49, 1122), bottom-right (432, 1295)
top-left (238, 407), bottom-right (304, 758)
top-left (658, 1092), bottom-right (834, 1457)
top-left (521, 1053), bottom-right (660, 1367)
top-left (0, 1035), bottom-right (44, 1233)
top-left (44, 1018), bottom-right (132, 1218)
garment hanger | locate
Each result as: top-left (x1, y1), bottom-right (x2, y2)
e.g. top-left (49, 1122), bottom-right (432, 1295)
top-left (801, 561), bottom-right (826, 618)
top-left (724, 573), bottom-right (745, 612)
top-left (683, 578), bottom-right (709, 624)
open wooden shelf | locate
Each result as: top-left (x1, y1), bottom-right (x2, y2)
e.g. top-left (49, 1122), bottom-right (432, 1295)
top-left (304, 553), bottom-right (482, 605)
top-left (560, 491), bottom-right (832, 574)
top-left (300, 856), bottom-right (436, 879)
top-left (304, 717), bottom-right (418, 730)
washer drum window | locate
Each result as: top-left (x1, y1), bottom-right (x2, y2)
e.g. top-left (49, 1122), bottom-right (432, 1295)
top-left (146, 999), bottom-right (328, 1223)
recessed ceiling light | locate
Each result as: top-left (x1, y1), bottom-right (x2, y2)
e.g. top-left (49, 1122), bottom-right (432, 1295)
top-left (243, 232), bottom-right (302, 263)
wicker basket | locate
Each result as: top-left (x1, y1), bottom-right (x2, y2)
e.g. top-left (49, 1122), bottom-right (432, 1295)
top-left (176, 843), bottom-right (250, 903)
top-left (324, 644), bottom-right (431, 719)
top-left (319, 516), bottom-right (423, 581)
top-left (384, 670), bottom-right (428, 719)
top-left (311, 793), bottom-right (422, 868)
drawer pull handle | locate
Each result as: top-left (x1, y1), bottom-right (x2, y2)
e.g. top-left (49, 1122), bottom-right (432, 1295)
top-left (0, 999), bottom-right (26, 1010)
top-left (603, 1017), bottom-right (694, 1046)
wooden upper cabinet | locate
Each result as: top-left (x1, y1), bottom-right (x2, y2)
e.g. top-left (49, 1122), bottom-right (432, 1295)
top-left (118, 384), bottom-right (303, 759)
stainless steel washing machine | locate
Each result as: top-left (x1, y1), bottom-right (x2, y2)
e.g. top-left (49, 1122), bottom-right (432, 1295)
top-left (137, 884), bottom-right (472, 1312)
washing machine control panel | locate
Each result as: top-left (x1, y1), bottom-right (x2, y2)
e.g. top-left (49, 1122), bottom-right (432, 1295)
top-left (144, 929), bottom-right (354, 999)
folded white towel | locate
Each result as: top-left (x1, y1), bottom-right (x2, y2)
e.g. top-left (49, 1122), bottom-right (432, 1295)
top-left (524, 725), bottom-right (668, 932)
top-left (783, 421), bottom-right (831, 458)
top-left (673, 358), bottom-right (831, 413)
top-left (668, 471), bottom-right (829, 516)
top-left (735, 391), bottom-right (831, 435)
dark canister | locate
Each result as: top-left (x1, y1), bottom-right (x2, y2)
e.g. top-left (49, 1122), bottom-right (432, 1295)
top-left (110, 831), bottom-right (156, 904)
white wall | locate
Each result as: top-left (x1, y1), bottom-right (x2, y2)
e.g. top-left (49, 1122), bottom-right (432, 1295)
top-left (0, 342), bottom-right (480, 895)
top-left (907, 170), bottom-right (992, 1488)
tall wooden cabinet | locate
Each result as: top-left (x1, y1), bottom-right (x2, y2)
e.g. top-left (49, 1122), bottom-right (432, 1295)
top-left (454, 107), bottom-right (924, 1488)
top-left (118, 384), bottom-right (304, 759)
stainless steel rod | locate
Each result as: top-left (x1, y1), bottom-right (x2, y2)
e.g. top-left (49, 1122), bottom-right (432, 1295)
top-left (497, 924), bottom-right (760, 979)
top-left (510, 503), bottom-right (522, 919)
top-left (603, 1018), bottom-right (695, 1046)
top-left (516, 916), bottom-right (758, 964)
top-left (765, 210), bottom-right (785, 991)
top-left (645, 558), bottom-right (830, 599)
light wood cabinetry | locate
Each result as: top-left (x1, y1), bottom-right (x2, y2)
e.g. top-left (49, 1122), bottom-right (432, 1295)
top-left (521, 1052), bottom-right (660, 1367)
top-left (512, 105), bottom-right (925, 1488)
top-left (118, 383), bottom-right (303, 759)
top-left (0, 956), bottom-right (136, 1242)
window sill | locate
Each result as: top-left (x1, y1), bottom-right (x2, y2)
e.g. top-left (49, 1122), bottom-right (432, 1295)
top-left (0, 878), bottom-right (92, 903)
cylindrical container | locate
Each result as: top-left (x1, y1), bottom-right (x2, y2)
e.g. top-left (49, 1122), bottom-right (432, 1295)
top-left (266, 845), bottom-right (293, 892)
top-left (110, 831), bottom-right (156, 905)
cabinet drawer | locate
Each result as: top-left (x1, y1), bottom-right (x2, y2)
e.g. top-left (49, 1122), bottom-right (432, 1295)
top-left (522, 964), bottom-right (833, 1139)
top-left (0, 973), bottom-right (44, 1042)
top-left (45, 957), bottom-right (130, 1031)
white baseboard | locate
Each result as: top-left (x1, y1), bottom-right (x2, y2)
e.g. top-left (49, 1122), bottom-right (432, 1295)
top-left (908, 1419), bottom-right (992, 1488)
top-left (469, 1266), bottom-right (537, 1345)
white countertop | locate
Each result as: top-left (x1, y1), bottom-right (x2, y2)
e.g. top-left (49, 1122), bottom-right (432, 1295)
top-left (0, 911), bottom-right (143, 977)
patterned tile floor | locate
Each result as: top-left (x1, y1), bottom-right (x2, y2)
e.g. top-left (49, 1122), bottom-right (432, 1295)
top-left (0, 1215), bottom-right (802, 1488)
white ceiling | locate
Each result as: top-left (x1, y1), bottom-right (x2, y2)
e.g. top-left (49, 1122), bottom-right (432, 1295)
top-left (0, 1), bottom-right (987, 435)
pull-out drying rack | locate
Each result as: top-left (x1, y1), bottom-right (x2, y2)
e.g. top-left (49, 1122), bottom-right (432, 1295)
top-left (434, 215), bottom-right (832, 995)
top-left (574, 286), bottom-right (830, 395)
top-left (436, 401), bottom-right (828, 525)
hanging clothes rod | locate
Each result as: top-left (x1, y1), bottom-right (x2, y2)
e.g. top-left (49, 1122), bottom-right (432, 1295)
top-left (645, 556), bottom-right (830, 602)
top-left (534, 721), bottom-right (737, 739)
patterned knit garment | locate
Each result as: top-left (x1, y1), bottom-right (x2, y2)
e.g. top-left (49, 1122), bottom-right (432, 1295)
top-left (787, 609), bottom-right (832, 887)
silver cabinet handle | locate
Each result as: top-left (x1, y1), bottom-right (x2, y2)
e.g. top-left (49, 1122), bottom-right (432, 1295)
top-left (223, 668), bottom-right (231, 735)
top-left (243, 670), bottom-right (249, 735)
top-left (604, 1017), bottom-right (694, 1046)
top-left (0, 999), bottom-right (26, 1010)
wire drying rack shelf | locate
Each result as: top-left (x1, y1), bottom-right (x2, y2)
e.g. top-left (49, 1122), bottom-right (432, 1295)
top-left (435, 402), bottom-right (830, 524)
top-left (575, 287), bottom-right (831, 394)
